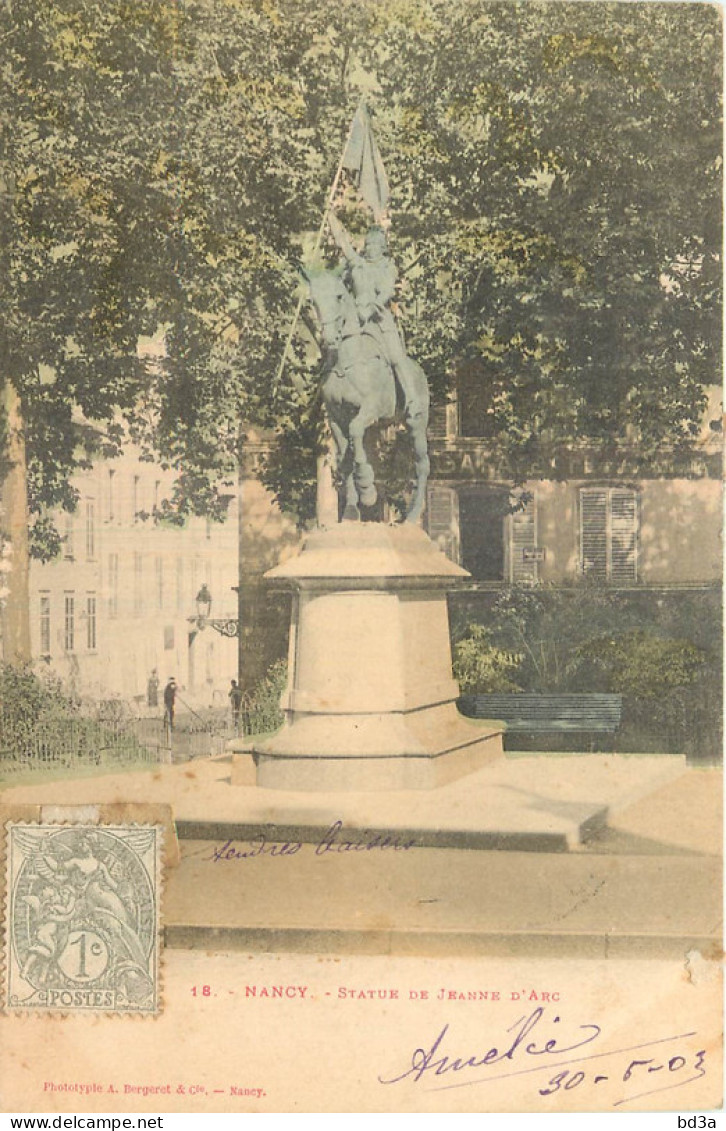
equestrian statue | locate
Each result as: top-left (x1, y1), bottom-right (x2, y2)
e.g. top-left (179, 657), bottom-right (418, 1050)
top-left (300, 209), bottom-right (430, 523)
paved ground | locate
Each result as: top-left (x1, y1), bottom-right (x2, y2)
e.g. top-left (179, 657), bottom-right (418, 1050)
top-left (1, 752), bottom-right (720, 960)
top-left (1, 752), bottom-right (721, 1114)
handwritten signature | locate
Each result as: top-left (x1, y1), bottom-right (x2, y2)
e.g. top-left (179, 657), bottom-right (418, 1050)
top-left (208, 820), bottom-right (416, 861)
top-left (378, 1007), bottom-right (707, 1107)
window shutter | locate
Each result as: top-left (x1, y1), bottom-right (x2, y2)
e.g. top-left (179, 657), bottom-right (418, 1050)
top-left (509, 494), bottom-right (538, 582)
top-left (426, 485), bottom-right (460, 563)
top-left (428, 403), bottom-right (448, 438)
top-left (427, 398), bottom-right (458, 439)
top-left (580, 487), bottom-right (638, 582)
top-left (610, 488), bottom-right (638, 583)
top-left (580, 489), bottom-right (608, 579)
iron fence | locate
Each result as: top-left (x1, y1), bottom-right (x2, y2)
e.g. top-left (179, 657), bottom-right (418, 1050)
top-left (0, 702), bottom-right (166, 778)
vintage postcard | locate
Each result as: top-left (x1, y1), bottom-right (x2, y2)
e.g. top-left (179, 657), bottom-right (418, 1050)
top-left (0, 0), bottom-right (721, 1116)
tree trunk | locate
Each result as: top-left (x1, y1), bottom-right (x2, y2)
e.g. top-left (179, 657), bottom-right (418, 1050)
top-left (0, 378), bottom-right (31, 664)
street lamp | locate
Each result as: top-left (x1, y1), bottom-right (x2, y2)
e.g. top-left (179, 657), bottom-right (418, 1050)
top-left (189, 584), bottom-right (239, 638)
top-left (195, 584), bottom-right (212, 626)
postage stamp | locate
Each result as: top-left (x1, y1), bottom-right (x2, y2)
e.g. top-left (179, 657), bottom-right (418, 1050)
top-left (4, 823), bottom-right (162, 1015)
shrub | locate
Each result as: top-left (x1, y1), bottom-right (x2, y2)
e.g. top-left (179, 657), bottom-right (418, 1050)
top-left (242, 659), bottom-right (287, 735)
top-left (0, 662), bottom-right (71, 732)
top-left (0, 663), bottom-right (151, 770)
top-left (452, 624), bottom-right (522, 694)
top-left (576, 631), bottom-right (707, 699)
top-left (449, 585), bottom-right (722, 760)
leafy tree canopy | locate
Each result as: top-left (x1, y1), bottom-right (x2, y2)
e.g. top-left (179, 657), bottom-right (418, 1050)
top-left (357, 0), bottom-right (721, 480)
top-left (0, 0), bottom-right (721, 545)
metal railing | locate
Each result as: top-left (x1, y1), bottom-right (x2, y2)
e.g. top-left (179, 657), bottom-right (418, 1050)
top-left (0, 702), bottom-right (164, 778)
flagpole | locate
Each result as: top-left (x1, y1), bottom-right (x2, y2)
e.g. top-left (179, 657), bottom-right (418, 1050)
top-left (274, 99), bottom-right (364, 393)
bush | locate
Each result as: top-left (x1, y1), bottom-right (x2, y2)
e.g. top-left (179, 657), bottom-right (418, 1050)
top-left (0, 662), bottom-right (72, 732)
top-left (452, 624), bottom-right (522, 694)
top-left (576, 631), bottom-right (706, 699)
top-left (0, 663), bottom-right (152, 770)
top-left (449, 585), bottom-right (722, 760)
top-left (242, 659), bottom-right (287, 735)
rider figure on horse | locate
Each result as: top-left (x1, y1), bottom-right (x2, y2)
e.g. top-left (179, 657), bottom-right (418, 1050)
top-left (327, 210), bottom-right (422, 417)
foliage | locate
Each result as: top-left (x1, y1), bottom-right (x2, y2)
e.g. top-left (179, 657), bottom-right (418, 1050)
top-left (575, 631), bottom-right (706, 700)
top-left (0, 0), bottom-right (370, 552)
top-left (258, 406), bottom-right (324, 529)
top-left (480, 583), bottom-right (637, 692)
top-left (241, 658), bottom-right (287, 735)
top-left (452, 623), bottom-right (521, 694)
top-left (0, 0), bottom-right (720, 551)
top-left (0, 663), bottom-right (156, 771)
top-left (0, 662), bottom-right (72, 731)
top-left (451, 585), bottom-right (721, 758)
top-left (360, 0), bottom-right (721, 479)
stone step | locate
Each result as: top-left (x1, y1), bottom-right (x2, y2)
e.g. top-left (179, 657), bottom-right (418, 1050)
top-left (175, 750), bottom-right (689, 853)
top-left (164, 838), bottom-right (720, 960)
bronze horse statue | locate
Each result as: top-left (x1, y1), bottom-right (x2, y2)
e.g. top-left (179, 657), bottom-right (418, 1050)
top-left (300, 264), bottom-right (430, 522)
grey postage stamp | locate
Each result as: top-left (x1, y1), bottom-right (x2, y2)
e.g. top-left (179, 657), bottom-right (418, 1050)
top-left (4, 823), bottom-right (162, 1015)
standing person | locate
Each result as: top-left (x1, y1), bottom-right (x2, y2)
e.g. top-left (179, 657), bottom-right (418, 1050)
top-left (147, 669), bottom-right (159, 709)
top-left (229, 679), bottom-right (243, 734)
top-left (163, 678), bottom-right (177, 731)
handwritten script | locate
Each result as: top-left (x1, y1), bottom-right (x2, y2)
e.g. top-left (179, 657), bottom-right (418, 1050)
top-left (378, 1007), bottom-right (706, 1107)
top-left (209, 821), bottom-right (416, 861)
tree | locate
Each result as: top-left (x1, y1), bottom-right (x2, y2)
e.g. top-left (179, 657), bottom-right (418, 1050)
top-left (354, 0), bottom-right (721, 479)
top-left (0, 0), bottom-right (180, 657)
top-left (0, 0), bottom-right (372, 653)
top-left (1, 0), bottom-right (721, 659)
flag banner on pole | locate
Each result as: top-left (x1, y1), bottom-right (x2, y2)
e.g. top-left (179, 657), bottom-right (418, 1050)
top-left (341, 102), bottom-right (390, 220)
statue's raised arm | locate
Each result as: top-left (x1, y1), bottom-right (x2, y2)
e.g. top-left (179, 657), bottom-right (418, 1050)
top-left (327, 210), bottom-right (357, 263)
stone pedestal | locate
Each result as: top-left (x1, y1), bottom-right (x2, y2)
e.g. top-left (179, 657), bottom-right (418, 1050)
top-left (235, 524), bottom-right (503, 791)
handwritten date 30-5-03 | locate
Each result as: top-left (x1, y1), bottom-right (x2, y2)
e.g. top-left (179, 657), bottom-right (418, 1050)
top-left (378, 1006), bottom-right (707, 1107)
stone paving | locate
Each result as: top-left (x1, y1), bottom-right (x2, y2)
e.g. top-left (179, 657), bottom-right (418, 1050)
top-left (1, 752), bottom-right (720, 959)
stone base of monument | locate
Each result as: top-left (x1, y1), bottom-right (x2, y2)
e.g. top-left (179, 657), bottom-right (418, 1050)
top-left (229, 523), bottom-right (503, 792)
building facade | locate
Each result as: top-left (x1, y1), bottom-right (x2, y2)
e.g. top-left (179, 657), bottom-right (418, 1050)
top-left (425, 386), bottom-right (722, 590)
top-left (29, 445), bottom-right (239, 708)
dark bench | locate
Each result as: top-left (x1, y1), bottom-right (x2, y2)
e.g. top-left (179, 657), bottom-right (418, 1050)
top-left (457, 693), bottom-right (623, 751)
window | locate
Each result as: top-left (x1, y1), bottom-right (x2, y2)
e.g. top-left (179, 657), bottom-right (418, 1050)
top-left (155, 556), bottom-right (164, 610)
top-left (507, 492), bottom-right (539, 583)
top-left (457, 364), bottom-right (496, 439)
top-left (85, 499), bottom-right (96, 559)
top-left (426, 485), bottom-right (460, 564)
top-left (108, 553), bottom-right (119, 618)
top-left (164, 626), bottom-right (175, 651)
top-left (428, 396), bottom-right (459, 440)
top-left (63, 513), bottom-right (74, 560)
top-left (580, 487), bottom-right (638, 583)
top-left (459, 486), bottom-right (511, 580)
top-left (86, 594), bottom-right (97, 650)
top-left (64, 594), bottom-right (75, 652)
top-left (108, 469), bottom-right (115, 521)
top-left (190, 557), bottom-right (201, 597)
top-left (176, 557), bottom-right (184, 613)
top-left (132, 475), bottom-right (140, 523)
top-left (39, 594), bottom-right (51, 656)
top-left (133, 553), bottom-right (143, 615)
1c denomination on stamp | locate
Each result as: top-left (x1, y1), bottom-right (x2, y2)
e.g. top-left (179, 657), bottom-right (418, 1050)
top-left (5, 823), bottom-right (162, 1015)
